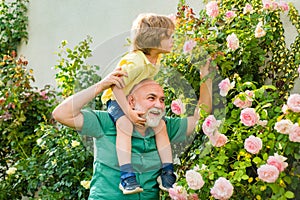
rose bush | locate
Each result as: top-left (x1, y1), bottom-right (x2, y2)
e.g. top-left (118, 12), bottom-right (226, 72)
top-left (158, 0), bottom-right (300, 199)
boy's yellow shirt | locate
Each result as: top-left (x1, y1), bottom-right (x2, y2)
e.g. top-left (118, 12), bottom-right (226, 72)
top-left (101, 50), bottom-right (161, 104)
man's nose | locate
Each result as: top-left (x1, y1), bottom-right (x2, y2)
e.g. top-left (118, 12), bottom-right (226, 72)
top-left (154, 99), bottom-right (164, 109)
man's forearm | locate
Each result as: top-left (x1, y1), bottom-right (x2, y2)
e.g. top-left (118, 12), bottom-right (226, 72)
top-left (52, 82), bottom-right (103, 130)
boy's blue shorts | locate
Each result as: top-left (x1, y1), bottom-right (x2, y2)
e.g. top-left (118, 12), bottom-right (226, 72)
top-left (107, 100), bottom-right (125, 123)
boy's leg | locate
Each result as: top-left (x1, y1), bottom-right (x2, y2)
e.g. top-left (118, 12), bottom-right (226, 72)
top-left (116, 116), bottom-right (143, 194)
top-left (153, 120), bottom-right (176, 191)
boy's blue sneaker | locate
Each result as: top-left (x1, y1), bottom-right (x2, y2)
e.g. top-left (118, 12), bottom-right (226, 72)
top-left (157, 170), bottom-right (176, 191)
top-left (119, 175), bottom-right (143, 195)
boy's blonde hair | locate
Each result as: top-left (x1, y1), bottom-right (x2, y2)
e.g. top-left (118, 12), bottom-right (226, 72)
top-left (131, 13), bottom-right (175, 55)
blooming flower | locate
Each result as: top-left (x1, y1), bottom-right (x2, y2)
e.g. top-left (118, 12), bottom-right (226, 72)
top-left (243, 3), bottom-right (253, 14)
top-left (289, 123), bottom-right (300, 143)
top-left (233, 94), bottom-right (252, 108)
top-left (279, 1), bottom-right (289, 12)
top-left (168, 13), bottom-right (177, 24)
top-left (297, 65), bottom-right (300, 76)
top-left (71, 140), bottom-right (80, 148)
top-left (286, 93), bottom-right (300, 112)
top-left (80, 180), bottom-right (91, 189)
top-left (183, 40), bottom-right (197, 54)
top-left (210, 177), bottom-right (234, 200)
top-left (257, 120), bottom-right (268, 127)
top-left (257, 164), bottom-right (279, 183)
top-left (206, 1), bottom-right (219, 18)
top-left (202, 115), bottom-right (221, 136)
top-left (188, 193), bottom-right (199, 200)
top-left (39, 90), bottom-right (48, 100)
top-left (240, 108), bottom-right (260, 126)
top-left (210, 133), bottom-right (228, 147)
top-left (225, 11), bottom-right (236, 21)
top-left (226, 33), bottom-right (239, 51)
top-left (171, 99), bottom-right (186, 115)
top-left (267, 153), bottom-right (288, 172)
top-left (218, 78), bottom-right (235, 97)
top-left (255, 22), bottom-right (266, 38)
top-left (6, 167), bottom-right (17, 175)
top-left (169, 184), bottom-right (188, 200)
top-left (274, 119), bottom-right (293, 134)
top-left (185, 170), bottom-right (205, 190)
top-left (281, 104), bottom-right (289, 114)
top-left (262, 0), bottom-right (273, 10)
top-left (244, 135), bottom-right (263, 154)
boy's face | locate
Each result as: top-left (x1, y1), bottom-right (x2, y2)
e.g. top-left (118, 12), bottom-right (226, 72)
top-left (159, 32), bottom-right (174, 53)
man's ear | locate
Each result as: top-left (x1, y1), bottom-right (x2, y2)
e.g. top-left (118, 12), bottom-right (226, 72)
top-left (128, 95), bottom-right (135, 107)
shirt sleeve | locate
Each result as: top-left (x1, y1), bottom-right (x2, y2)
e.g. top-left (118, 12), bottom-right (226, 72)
top-left (120, 58), bottom-right (144, 86)
top-left (79, 109), bottom-right (105, 138)
top-left (166, 117), bottom-right (188, 143)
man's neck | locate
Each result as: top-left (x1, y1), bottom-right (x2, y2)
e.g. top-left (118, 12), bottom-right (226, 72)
top-left (134, 126), bottom-right (148, 136)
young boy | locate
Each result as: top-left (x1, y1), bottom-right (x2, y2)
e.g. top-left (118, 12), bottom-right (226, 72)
top-left (101, 13), bottom-right (176, 194)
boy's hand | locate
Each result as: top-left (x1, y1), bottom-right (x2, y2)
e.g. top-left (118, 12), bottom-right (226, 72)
top-left (128, 109), bottom-right (146, 127)
top-left (100, 67), bottom-right (127, 91)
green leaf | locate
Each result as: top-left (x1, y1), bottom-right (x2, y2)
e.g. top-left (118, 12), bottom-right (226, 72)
top-left (284, 191), bottom-right (295, 199)
top-left (253, 157), bottom-right (262, 164)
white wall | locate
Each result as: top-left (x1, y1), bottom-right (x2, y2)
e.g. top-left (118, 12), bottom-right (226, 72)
top-left (18, 0), bottom-right (299, 92)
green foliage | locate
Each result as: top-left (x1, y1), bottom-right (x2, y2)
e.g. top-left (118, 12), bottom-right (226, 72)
top-left (0, 36), bottom-right (100, 199)
top-left (158, 0), bottom-right (300, 199)
top-left (0, 0), bottom-right (28, 56)
top-left (0, 52), bottom-right (57, 176)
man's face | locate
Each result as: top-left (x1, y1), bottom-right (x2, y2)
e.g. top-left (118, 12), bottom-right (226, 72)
top-left (131, 82), bottom-right (166, 127)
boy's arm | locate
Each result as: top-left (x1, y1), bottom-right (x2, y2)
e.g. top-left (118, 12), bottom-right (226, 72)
top-left (52, 68), bottom-right (126, 130)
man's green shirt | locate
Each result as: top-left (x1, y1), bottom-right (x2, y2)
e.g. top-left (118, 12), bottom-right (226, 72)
top-left (80, 109), bottom-right (188, 200)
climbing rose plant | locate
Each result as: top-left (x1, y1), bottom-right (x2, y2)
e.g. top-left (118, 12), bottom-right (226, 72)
top-left (158, 0), bottom-right (300, 199)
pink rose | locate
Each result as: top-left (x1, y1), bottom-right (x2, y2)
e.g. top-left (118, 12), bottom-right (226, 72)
top-left (279, 1), bottom-right (289, 12)
top-left (240, 108), bottom-right (260, 126)
top-left (171, 99), bottom-right (185, 115)
top-left (282, 104), bottom-right (289, 114)
top-left (287, 93), bottom-right (300, 112)
top-left (169, 184), bottom-right (188, 200)
top-left (257, 120), bottom-right (268, 127)
top-left (218, 78), bottom-right (234, 97)
top-left (210, 133), bottom-right (228, 147)
top-left (297, 65), bottom-right (300, 76)
top-left (289, 123), bottom-right (300, 143)
top-left (226, 33), bottom-right (239, 51)
top-left (188, 193), bottom-right (199, 200)
top-left (186, 170), bottom-right (205, 190)
top-left (257, 164), bottom-right (279, 183)
top-left (183, 40), bottom-right (197, 54)
top-left (168, 13), bottom-right (177, 24)
top-left (244, 135), bottom-right (263, 154)
top-left (243, 3), bottom-right (253, 14)
top-left (274, 119), bottom-right (293, 134)
top-left (267, 153), bottom-right (288, 172)
top-left (225, 11), bottom-right (236, 20)
top-left (206, 1), bottom-right (219, 18)
top-left (271, 1), bottom-right (279, 10)
top-left (202, 115), bottom-right (221, 136)
top-left (210, 177), bottom-right (234, 200)
top-left (39, 90), bottom-right (49, 100)
top-left (255, 22), bottom-right (266, 38)
top-left (233, 91), bottom-right (254, 109)
top-left (262, 0), bottom-right (272, 10)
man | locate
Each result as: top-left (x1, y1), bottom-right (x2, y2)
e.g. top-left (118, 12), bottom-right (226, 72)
top-left (52, 65), bottom-right (212, 199)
